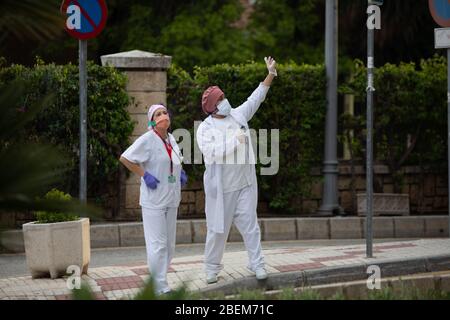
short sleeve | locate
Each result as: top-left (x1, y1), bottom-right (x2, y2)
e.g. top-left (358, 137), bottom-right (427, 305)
top-left (121, 134), bottom-right (151, 164)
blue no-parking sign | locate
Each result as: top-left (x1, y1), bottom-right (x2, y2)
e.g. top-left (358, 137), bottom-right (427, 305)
top-left (61, 0), bottom-right (108, 40)
top-left (60, 1), bottom-right (107, 204)
top-left (429, 0), bottom-right (450, 28)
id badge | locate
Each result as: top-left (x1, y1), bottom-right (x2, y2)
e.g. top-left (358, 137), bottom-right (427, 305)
top-left (168, 175), bottom-right (176, 183)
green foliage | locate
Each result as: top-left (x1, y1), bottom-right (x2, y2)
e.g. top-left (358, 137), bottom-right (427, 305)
top-left (0, 0), bottom-right (64, 46)
top-left (0, 60), bottom-right (134, 206)
top-left (72, 277), bottom-right (194, 301)
top-left (0, 78), bottom-right (101, 225)
top-left (249, 0), bottom-right (324, 65)
top-left (120, 0), bottom-right (254, 71)
top-left (2, 0), bottom-right (440, 72)
top-left (341, 55), bottom-right (448, 191)
top-left (35, 189), bottom-right (79, 223)
top-left (9, 1), bottom-right (328, 70)
top-left (168, 61), bottom-right (326, 213)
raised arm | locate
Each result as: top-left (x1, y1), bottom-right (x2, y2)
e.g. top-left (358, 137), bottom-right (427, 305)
top-left (234, 56), bottom-right (277, 122)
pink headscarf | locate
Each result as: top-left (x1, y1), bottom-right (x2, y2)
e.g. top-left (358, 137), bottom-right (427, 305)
top-left (202, 86), bottom-right (224, 114)
top-left (147, 104), bottom-right (167, 128)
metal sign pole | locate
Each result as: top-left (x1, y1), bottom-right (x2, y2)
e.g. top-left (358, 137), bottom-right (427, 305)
top-left (62, 0), bottom-right (107, 209)
top-left (79, 39), bottom-right (87, 206)
top-left (433, 28), bottom-right (450, 238)
top-left (448, 48), bottom-right (450, 238)
top-left (366, 4), bottom-right (375, 259)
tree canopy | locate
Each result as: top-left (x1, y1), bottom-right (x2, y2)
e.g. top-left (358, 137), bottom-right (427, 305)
top-left (0, 0), bottom-right (440, 70)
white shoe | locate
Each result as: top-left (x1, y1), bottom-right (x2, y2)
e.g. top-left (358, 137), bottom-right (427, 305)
top-left (255, 267), bottom-right (268, 280)
top-left (206, 273), bottom-right (218, 284)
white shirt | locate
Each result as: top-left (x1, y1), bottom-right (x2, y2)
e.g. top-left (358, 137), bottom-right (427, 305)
top-left (210, 116), bottom-right (253, 193)
top-left (121, 130), bottom-right (182, 209)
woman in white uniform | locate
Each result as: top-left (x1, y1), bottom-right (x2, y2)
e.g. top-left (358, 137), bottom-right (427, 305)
top-left (119, 104), bottom-right (188, 294)
top-left (196, 57), bottom-right (277, 284)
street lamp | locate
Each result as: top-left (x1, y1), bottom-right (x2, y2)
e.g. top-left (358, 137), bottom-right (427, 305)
top-left (318, 0), bottom-right (345, 217)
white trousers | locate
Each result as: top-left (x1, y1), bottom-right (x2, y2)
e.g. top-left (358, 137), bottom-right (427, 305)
top-left (141, 206), bottom-right (178, 294)
top-left (204, 183), bottom-right (264, 274)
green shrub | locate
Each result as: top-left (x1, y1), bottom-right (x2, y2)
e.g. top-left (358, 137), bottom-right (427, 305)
top-left (35, 188), bottom-right (79, 223)
top-left (0, 59), bottom-right (134, 209)
top-left (341, 55), bottom-right (448, 192)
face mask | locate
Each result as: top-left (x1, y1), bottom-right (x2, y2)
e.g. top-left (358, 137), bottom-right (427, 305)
top-left (155, 114), bottom-right (170, 130)
top-left (216, 99), bottom-right (232, 116)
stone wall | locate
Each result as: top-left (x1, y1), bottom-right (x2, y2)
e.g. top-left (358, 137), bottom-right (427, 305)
top-left (173, 162), bottom-right (448, 219)
top-left (301, 162), bottom-right (448, 216)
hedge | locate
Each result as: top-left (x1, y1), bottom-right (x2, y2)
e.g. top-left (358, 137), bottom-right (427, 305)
top-left (0, 59), bottom-right (134, 209)
top-left (341, 55), bottom-right (448, 192)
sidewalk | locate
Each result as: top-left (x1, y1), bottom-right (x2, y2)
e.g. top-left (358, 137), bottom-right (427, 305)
top-left (0, 239), bottom-right (449, 300)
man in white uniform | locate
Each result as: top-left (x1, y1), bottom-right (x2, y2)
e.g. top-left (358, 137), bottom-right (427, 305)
top-left (196, 57), bottom-right (277, 284)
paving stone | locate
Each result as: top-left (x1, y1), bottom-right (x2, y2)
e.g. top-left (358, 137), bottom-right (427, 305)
top-left (330, 217), bottom-right (363, 239)
top-left (192, 220), bottom-right (207, 243)
top-left (424, 216), bottom-right (449, 238)
top-left (91, 224), bottom-right (120, 248)
top-left (297, 218), bottom-right (330, 240)
top-left (394, 216), bottom-right (426, 238)
top-left (262, 218), bottom-right (297, 241)
top-left (176, 220), bottom-right (192, 244)
top-left (119, 223), bottom-right (145, 247)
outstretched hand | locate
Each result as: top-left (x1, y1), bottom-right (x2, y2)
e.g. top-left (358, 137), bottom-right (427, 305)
top-left (264, 56), bottom-right (277, 77)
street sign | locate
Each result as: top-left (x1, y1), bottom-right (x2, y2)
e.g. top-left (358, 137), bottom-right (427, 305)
top-left (429, 0), bottom-right (450, 27)
top-left (60, 0), bottom-right (108, 205)
top-left (61, 0), bottom-right (108, 40)
top-left (435, 28), bottom-right (450, 49)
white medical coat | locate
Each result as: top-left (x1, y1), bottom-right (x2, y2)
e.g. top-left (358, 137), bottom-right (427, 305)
top-left (196, 83), bottom-right (270, 233)
top-left (121, 130), bottom-right (183, 209)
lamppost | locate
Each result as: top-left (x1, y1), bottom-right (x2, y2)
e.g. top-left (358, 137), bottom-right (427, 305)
top-left (318, 0), bottom-right (344, 217)
top-left (366, 0), bottom-right (383, 258)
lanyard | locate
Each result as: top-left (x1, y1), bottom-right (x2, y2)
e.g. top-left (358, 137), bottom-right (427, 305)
top-left (153, 129), bottom-right (173, 176)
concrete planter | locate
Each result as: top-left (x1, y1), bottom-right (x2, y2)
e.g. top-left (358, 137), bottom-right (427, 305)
top-left (357, 193), bottom-right (410, 216)
top-left (23, 218), bottom-right (90, 279)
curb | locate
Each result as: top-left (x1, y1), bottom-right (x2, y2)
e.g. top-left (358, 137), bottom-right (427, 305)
top-left (198, 254), bottom-right (450, 296)
top-left (262, 271), bottom-right (450, 299)
top-left (1, 216), bottom-right (448, 253)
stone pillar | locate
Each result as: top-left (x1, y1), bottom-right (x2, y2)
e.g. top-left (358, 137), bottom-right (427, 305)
top-left (101, 50), bottom-right (172, 220)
